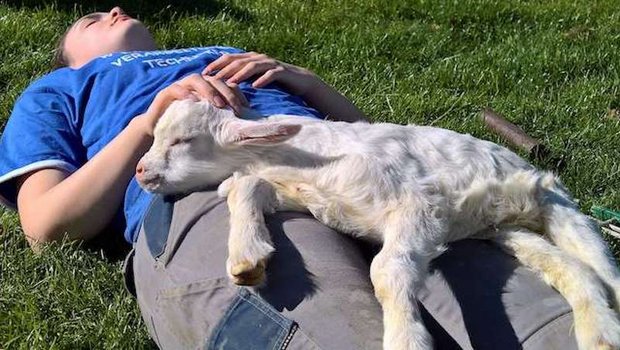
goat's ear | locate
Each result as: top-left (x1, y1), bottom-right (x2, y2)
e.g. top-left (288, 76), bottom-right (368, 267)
top-left (221, 121), bottom-right (302, 146)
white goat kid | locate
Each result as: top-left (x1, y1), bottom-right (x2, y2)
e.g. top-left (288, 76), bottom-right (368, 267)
top-left (137, 100), bottom-right (620, 350)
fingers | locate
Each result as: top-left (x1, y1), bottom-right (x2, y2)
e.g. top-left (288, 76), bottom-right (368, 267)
top-left (143, 72), bottom-right (252, 135)
top-left (148, 82), bottom-right (198, 117)
top-left (206, 78), bottom-right (249, 114)
top-left (203, 52), bottom-right (280, 84)
top-left (179, 74), bottom-right (225, 107)
top-left (252, 66), bottom-right (285, 88)
top-left (201, 51), bottom-right (316, 96)
top-left (203, 52), bottom-right (257, 74)
top-left (148, 73), bottom-right (249, 121)
top-left (213, 57), bottom-right (271, 81)
top-left (176, 73), bottom-right (248, 112)
top-left (167, 83), bottom-right (199, 102)
top-left (227, 82), bottom-right (251, 108)
top-left (227, 61), bottom-right (278, 84)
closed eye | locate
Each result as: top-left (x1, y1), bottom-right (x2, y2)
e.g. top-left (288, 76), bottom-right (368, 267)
top-left (78, 13), bottom-right (103, 29)
top-left (170, 137), bottom-right (193, 146)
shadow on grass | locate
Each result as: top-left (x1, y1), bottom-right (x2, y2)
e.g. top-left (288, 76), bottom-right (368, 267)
top-left (3, 0), bottom-right (254, 23)
top-left (83, 228), bottom-right (132, 263)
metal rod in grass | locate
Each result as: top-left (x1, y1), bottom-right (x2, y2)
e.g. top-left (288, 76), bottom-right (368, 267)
top-left (480, 108), bottom-right (549, 161)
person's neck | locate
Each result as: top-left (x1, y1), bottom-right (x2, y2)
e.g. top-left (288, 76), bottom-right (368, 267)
top-left (69, 44), bottom-right (159, 68)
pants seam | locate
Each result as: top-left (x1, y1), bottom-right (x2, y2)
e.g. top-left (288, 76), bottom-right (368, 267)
top-left (521, 311), bottom-right (573, 345)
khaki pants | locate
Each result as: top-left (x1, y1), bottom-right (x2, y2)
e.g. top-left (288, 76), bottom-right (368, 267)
top-left (127, 190), bottom-right (578, 349)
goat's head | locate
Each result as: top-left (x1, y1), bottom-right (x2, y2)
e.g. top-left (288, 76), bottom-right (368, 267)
top-left (136, 99), bottom-right (301, 194)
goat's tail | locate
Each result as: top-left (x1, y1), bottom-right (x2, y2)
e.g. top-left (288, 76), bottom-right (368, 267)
top-left (537, 173), bottom-right (620, 315)
top-left (494, 228), bottom-right (620, 350)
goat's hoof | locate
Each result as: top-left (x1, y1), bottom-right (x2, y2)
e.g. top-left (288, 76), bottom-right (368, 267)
top-left (229, 259), bottom-right (267, 286)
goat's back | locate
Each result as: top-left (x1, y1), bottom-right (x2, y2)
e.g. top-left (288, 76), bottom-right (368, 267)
top-left (268, 115), bottom-right (534, 192)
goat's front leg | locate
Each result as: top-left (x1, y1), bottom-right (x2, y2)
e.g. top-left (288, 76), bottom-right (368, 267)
top-left (371, 216), bottom-right (444, 350)
top-left (218, 173), bottom-right (279, 286)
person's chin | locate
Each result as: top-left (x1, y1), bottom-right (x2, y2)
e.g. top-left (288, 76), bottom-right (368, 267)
top-left (123, 23), bottom-right (156, 50)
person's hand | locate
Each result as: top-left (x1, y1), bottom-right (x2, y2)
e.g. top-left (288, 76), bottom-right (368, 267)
top-left (141, 73), bottom-right (249, 135)
top-left (202, 52), bottom-right (321, 96)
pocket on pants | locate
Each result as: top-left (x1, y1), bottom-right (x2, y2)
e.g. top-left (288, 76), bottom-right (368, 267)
top-left (155, 277), bottom-right (240, 349)
top-left (155, 279), bottom-right (317, 350)
top-left (207, 288), bottom-right (302, 350)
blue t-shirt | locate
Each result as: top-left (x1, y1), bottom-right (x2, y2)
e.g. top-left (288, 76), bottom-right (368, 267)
top-left (0, 46), bottom-right (322, 243)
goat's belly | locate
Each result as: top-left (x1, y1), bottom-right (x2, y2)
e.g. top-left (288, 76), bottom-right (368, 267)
top-left (309, 202), bottom-right (385, 242)
top-left (270, 180), bottom-right (384, 242)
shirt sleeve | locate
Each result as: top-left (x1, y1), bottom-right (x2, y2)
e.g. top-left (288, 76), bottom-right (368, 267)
top-left (0, 88), bottom-right (84, 209)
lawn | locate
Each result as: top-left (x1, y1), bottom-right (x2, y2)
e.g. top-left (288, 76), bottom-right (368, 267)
top-left (1, 0), bottom-right (619, 348)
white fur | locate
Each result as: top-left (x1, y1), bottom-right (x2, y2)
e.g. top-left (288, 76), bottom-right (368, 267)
top-left (138, 100), bottom-right (620, 350)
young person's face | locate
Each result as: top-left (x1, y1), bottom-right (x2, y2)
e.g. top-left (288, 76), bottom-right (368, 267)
top-left (64, 7), bottom-right (156, 68)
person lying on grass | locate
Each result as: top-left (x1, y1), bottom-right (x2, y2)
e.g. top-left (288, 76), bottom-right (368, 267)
top-left (0, 6), bottom-right (581, 349)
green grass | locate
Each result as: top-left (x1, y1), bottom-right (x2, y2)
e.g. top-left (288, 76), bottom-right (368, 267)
top-left (0, 211), bottom-right (150, 348)
top-left (1, 0), bottom-right (619, 348)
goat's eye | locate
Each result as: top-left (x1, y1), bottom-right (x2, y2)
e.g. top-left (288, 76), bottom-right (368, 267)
top-left (170, 137), bottom-right (192, 146)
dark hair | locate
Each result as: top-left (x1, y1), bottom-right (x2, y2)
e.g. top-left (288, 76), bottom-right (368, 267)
top-left (51, 27), bottom-right (71, 70)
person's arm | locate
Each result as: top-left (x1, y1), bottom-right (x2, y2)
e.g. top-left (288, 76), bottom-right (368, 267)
top-left (298, 79), bottom-right (368, 123)
top-left (203, 52), bottom-right (368, 122)
top-left (17, 115), bottom-right (152, 244)
top-left (16, 74), bottom-right (248, 246)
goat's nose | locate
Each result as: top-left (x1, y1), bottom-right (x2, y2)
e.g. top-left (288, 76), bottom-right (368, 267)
top-left (136, 162), bottom-right (145, 181)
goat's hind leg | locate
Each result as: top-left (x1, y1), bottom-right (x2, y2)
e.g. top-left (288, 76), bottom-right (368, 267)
top-left (494, 228), bottom-right (620, 350)
top-left (370, 219), bottom-right (444, 350)
top-left (540, 181), bottom-right (620, 313)
top-left (218, 174), bottom-right (279, 286)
